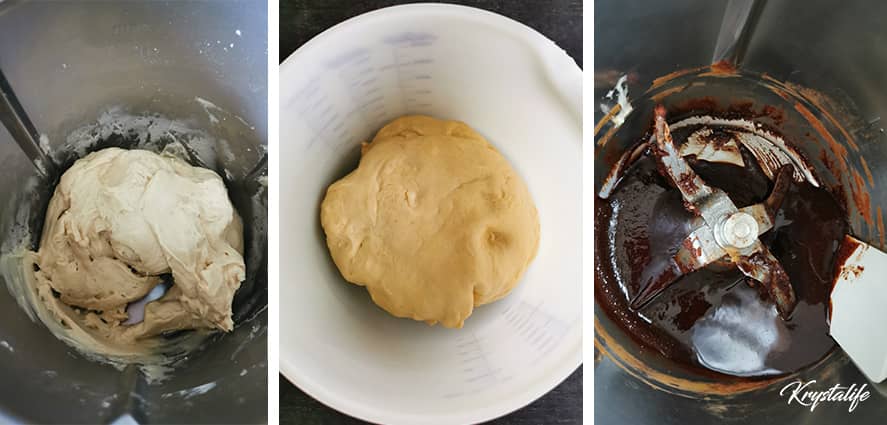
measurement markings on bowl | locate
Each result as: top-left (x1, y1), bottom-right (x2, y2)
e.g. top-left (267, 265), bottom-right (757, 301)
top-left (333, 49), bottom-right (388, 136)
top-left (292, 35), bottom-right (441, 156)
top-left (441, 302), bottom-right (570, 399)
top-left (293, 75), bottom-right (343, 152)
top-left (502, 300), bottom-right (570, 358)
top-left (443, 332), bottom-right (505, 399)
top-left (456, 333), bottom-right (502, 383)
top-left (386, 32), bottom-right (436, 113)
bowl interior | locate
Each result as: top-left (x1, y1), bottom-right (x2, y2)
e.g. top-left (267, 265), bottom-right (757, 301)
top-left (280, 5), bottom-right (581, 424)
top-left (594, 68), bottom-right (884, 408)
top-left (0, 2), bottom-right (267, 423)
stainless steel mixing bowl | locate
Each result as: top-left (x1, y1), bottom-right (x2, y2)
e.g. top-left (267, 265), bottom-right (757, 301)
top-left (0, 1), bottom-right (267, 423)
top-left (596, 0), bottom-right (887, 423)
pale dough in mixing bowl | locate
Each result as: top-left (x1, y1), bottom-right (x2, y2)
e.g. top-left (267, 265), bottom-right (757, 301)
top-left (24, 147), bottom-right (245, 355)
top-left (321, 115), bottom-right (540, 328)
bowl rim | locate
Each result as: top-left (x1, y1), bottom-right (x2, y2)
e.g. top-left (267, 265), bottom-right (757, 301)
top-left (279, 3), bottom-right (582, 424)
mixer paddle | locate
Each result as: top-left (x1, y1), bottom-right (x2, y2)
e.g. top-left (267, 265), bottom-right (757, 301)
top-left (629, 105), bottom-right (798, 319)
top-left (0, 67), bottom-right (56, 179)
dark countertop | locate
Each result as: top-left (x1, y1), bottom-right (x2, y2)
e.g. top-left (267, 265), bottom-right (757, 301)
top-left (279, 0), bottom-right (582, 423)
top-left (280, 0), bottom-right (582, 68)
top-left (281, 368), bottom-right (582, 424)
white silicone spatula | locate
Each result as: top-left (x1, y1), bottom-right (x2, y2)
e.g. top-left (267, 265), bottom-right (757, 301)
top-left (830, 235), bottom-right (887, 383)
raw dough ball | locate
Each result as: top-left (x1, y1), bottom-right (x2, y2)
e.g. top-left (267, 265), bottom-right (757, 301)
top-left (321, 115), bottom-right (540, 328)
top-left (30, 147), bottom-right (245, 351)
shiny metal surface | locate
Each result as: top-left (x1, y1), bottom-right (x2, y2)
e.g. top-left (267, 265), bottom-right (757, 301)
top-left (0, 68), bottom-right (55, 178)
top-left (629, 114), bottom-right (797, 315)
top-left (0, 1), bottom-right (267, 424)
top-left (711, 0), bottom-right (765, 64)
top-left (596, 0), bottom-right (887, 423)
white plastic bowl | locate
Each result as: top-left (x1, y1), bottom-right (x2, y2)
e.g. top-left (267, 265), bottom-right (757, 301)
top-left (279, 4), bottom-right (582, 424)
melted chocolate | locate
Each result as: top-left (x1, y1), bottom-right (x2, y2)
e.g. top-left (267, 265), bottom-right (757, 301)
top-left (595, 135), bottom-right (849, 378)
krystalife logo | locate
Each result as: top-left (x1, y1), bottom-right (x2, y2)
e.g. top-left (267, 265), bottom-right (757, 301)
top-left (779, 380), bottom-right (871, 412)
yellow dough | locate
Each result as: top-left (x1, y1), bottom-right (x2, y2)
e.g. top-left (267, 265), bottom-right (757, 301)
top-left (26, 147), bottom-right (245, 355)
top-left (321, 115), bottom-right (540, 328)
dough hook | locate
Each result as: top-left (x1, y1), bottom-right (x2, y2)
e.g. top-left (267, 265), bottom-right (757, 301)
top-left (0, 67), bottom-right (56, 179)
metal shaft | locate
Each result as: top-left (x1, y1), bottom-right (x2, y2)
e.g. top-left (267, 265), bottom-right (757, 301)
top-left (0, 67), bottom-right (56, 179)
top-left (711, 0), bottom-right (767, 66)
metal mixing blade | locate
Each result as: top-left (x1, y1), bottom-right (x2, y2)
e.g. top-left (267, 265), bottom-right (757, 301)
top-left (0, 67), bottom-right (56, 179)
top-left (630, 105), bottom-right (798, 320)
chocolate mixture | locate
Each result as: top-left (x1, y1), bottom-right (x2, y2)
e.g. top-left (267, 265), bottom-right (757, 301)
top-left (595, 126), bottom-right (849, 378)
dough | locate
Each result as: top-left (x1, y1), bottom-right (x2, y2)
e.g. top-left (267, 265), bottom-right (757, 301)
top-left (321, 115), bottom-right (540, 328)
top-left (28, 147), bottom-right (245, 352)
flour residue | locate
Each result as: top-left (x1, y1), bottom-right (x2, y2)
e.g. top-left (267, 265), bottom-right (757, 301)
top-left (160, 382), bottom-right (217, 400)
top-left (195, 96), bottom-right (254, 130)
top-left (38, 134), bottom-right (50, 152)
top-left (196, 97), bottom-right (222, 125)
